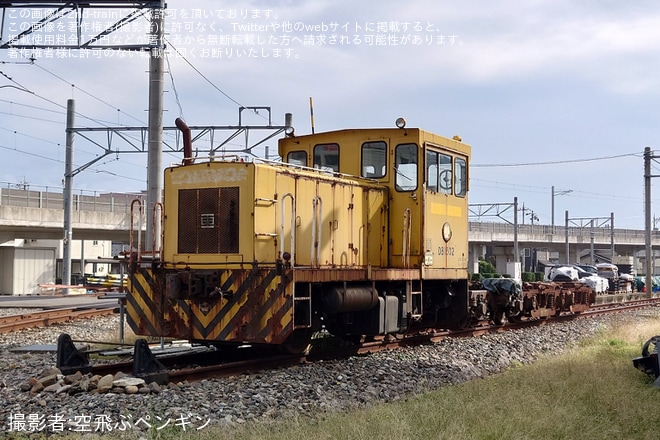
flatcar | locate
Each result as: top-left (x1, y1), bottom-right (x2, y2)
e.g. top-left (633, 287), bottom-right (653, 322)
top-left (126, 117), bottom-right (475, 352)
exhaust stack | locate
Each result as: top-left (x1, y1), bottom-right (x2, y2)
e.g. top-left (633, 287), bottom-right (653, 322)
top-left (175, 117), bottom-right (193, 166)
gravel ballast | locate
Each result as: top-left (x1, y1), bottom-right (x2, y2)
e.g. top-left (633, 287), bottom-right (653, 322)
top-left (1, 307), bottom-right (658, 437)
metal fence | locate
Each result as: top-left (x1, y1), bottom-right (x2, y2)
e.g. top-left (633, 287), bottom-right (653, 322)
top-left (468, 221), bottom-right (649, 242)
top-left (0, 182), bottom-right (145, 214)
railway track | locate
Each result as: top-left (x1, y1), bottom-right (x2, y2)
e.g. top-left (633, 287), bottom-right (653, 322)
top-left (0, 306), bottom-right (116, 334)
top-left (53, 297), bottom-right (660, 386)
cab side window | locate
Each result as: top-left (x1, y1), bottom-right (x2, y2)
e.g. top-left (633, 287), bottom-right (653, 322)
top-left (426, 150), bottom-right (452, 195)
top-left (287, 151), bottom-right (307, 167)
top-left (395, 143), bottom-right (418, 191)
top-left (313, 144), bottom-right (339, 172)
top-left (427, 151), bottom-right (438, 192)
top-left (455, 157), bottom-right (467, 197)
top-left (361, 141), bottom-right (387, 178)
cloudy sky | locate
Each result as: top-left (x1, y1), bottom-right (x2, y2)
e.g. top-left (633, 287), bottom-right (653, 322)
top-left (0, 0), bottom-right (658, 229)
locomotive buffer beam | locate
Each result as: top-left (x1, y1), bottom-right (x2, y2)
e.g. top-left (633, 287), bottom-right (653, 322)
top-left (632, 335), bottom-right (660, 387)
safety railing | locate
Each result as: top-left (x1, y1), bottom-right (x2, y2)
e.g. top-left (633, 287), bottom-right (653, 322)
top-left (0, 183), bottom-right (145, 214)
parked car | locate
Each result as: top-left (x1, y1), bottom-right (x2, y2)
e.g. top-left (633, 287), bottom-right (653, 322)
top-left (596, 263), bottom-right (618, 279)
top-left (547, 265), bottom-right (595, 281)
top-left (546, 264), bottom-right (609, 293)
top-left (574, 264), bottom-right (598, 274)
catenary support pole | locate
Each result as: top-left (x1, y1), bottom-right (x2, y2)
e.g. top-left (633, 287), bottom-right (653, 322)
top-left (145, 3), bottom-right (165, 252)
top-left (63, 99), bottom-right (75, 294)
top-left (645, 147), bottom-right (653, 298)
top-left (565, 210), bottom-right (569, 264)
top-left (513, 197), bottom-right (519, 265)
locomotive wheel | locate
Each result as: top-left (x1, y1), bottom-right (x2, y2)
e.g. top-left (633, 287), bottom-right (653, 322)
top-left (492, 307), bottom-right (506, 325)
top-left (280, 328), bottom-right (313, 355)
top-left (506, 309), bottom-right (522, 323)
top-left (507, 314), bottom-right (522, 324)
top-left (340, 334), bottom-right (364, 344)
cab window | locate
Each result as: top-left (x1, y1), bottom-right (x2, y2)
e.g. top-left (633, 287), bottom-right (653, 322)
top-left (426, 150), bottom-right (452, 194)
top-left (313, 144), bottom-right (339, 172)
top-left (455, 157), bottom-right (467, 197)
top-left (361, 141), bottom-right (387, 178)
top-left (287, 151), bottom-right (307, 167)
top-left (395, 143), bottom-right (418, 191)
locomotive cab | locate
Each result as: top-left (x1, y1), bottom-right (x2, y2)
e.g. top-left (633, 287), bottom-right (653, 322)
top-left (279, 120), bottom-right (472, 331)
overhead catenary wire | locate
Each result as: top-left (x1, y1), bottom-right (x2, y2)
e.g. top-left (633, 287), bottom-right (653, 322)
top-left (165, 51), bottom-right (185, 120)
top-left (1, 69), bottom-right (131, 129)
top-left (471, 178), bottom-right (642, 205)
top-left (0, 126), bottom-right (61, 147)
top-left (0, 9), bottom-right (264, 190)
top-left (472, 152), bottom-right (641, 168)
top-left (33, 63), bottom-right (148, 126)
top-left (165, 38), bottom-right (246, 109)
top-left (2, 60), bottom-right (181, 167)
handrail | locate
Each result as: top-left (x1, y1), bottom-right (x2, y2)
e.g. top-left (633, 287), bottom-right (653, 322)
top-left (152, 201), bottom-right (164, 259)
top-left (311, 196), bottom-right (322, 268)
top-left (280, 193), bottom-right (296, 265)
top-left (129, 199), bottom-right (143, 268)
top-left (403, 208), bottom-right (411, 269)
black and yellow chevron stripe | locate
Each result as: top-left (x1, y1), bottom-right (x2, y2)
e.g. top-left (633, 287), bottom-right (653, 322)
top-left (127, 267), bottom-right (294, 344)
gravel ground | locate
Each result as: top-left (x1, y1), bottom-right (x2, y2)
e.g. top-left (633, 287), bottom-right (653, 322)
top-left (1, 306), bottom-right (658, 438)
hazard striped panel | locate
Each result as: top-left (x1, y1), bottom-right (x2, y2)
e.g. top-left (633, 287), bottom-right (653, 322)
top-left (126, 267), bottom-right (162, 337)
top-left (127, 266), bottom-right (295, 345)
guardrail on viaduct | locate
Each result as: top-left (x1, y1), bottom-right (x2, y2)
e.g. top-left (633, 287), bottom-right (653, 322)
top-left (0, 185), bottom-right (144, 214)
top-left (469, 221), bottom-right (650, 245)
top-left (0, 184), bottom-right (145, 241)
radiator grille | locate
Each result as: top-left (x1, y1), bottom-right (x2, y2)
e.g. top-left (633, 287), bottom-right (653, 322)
top-left (178, 187), bottom-right (240, 254)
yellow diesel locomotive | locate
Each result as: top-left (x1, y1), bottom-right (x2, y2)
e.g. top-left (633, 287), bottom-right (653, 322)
top-left (126, 118), bottom-right (471, 353)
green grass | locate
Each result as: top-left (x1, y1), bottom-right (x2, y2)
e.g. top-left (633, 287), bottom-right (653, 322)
top-left (65, 312), bottom-right (660, 440)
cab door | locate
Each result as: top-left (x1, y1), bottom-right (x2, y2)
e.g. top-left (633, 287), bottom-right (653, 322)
top-left (389, 142), bottom-right (422, 268)
top-left (423, 145), bottom-right (469, 276)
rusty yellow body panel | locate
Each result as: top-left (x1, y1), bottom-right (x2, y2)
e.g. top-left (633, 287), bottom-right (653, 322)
top-left (161, 161), bottom-right (387, 269)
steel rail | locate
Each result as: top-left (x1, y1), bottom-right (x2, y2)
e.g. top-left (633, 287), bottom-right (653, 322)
top-left (0, 306), bottom-right (115, 334)
top-left (51, 298), bottom-right (660, 385)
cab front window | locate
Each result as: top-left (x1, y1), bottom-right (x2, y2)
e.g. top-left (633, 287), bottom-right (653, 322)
top-left (287, 151), bottom-right (307, 167)
top-left (361, 141), bottom-right (387, 178)
top-left (313, 144), bottom-right (339, 172)
top-left (427, 150), bottom-right (452, 194)
top-left (395, 143), bottom-right (418, 191)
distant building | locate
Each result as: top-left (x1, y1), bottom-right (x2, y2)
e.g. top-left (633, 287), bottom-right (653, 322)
top-left (0, 238), bottom-right (116, 295)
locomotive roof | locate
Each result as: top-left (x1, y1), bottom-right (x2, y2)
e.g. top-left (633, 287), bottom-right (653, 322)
top-left (278, 126), bottom-right (471, 156)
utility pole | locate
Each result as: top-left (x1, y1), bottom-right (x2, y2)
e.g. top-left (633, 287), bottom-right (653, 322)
top-left (467, 198), bottom-right (519, 269)
top-left (565, 213), bottom-right (613, 268)
top-left (145, 2), bottom-right (165, 253)
top-left (645, 147), bottom-right (653, 299)
top-left (565, 210), bottom-right (569, 263)
top-left (63, 99), bottom-right (75, 293)
top-left (513, 197), bottom-right (519, 266)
